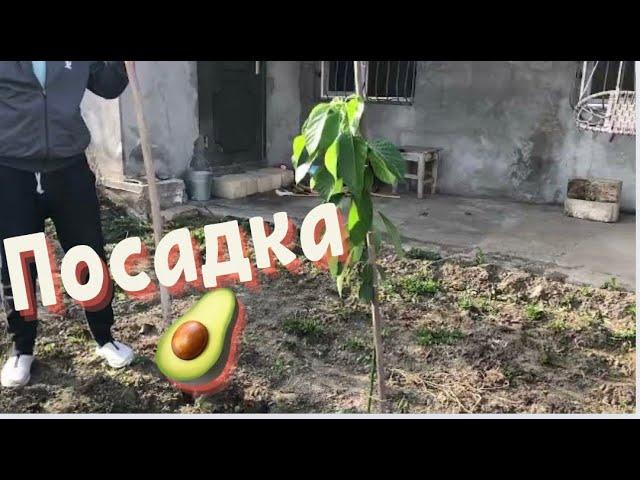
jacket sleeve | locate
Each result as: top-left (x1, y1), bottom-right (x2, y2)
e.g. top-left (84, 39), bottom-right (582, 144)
top-left (87, 61), bottom-right (129, 99)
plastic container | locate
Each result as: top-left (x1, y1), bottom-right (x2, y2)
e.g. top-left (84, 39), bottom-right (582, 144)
top-left (185, 170), bottom-right (213, 201)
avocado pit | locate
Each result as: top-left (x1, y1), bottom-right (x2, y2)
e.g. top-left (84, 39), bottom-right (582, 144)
top-left (171, 320), bottom-right (209, 360)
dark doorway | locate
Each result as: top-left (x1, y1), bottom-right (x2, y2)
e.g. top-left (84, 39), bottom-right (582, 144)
top-left (197, 61), bottom-right (266, 169)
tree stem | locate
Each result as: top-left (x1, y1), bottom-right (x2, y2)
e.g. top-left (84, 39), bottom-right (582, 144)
top-left (355, 61), bottom-right (387, 413)
top-left (366, 231), bottom-right (387, 412)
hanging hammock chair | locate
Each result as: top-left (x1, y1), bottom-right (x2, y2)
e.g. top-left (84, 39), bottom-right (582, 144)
top-left (570, 61), bottom-right (635, 136)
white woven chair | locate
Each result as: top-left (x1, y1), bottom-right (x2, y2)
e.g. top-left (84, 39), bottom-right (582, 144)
top-left (572, 61), bottom-right (635, 136)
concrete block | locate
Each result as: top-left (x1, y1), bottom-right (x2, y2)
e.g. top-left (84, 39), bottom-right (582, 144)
top-left (212, 174), bottom-right (258, 199)
top-left (567, 178), bottom-right (622, 203)
top-left (281, 168), bottom-right (295, 186)
top-left (257, 167), bottom-right (288, 190)
top-left (564, 198), bottom-right (620, 223)
top-left (210, 167), bottom-right (295, 199)
top-left (246, 169), bottom-right (282, 193)
top-left (565, 177), bottom-right (621, 223)
top-left (101, 178), bottom-right (186, 221)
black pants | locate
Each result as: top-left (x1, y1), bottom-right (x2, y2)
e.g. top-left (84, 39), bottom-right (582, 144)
top-left (0, 157), bottom-right (114, 355)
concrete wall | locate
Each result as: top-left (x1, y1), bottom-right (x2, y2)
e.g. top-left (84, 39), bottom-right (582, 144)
top-left (81, 90), bottom-right (123, 180)
top-left (119, 61), bottom-right (199, 179)
top-left (86, 61), bottom-right (303, 179)
top-left (84, 61), bottom-right (635, 211)
top-left (265, 61), bottom-right (301, 166)
top-left (361, 61), bottom-right (636, 211)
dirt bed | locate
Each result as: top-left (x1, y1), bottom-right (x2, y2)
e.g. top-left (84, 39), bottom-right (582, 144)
top-left (0, 200), bottom-right (635, 414)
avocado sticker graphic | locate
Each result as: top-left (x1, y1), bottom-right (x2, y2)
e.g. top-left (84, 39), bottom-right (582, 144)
top-left (155, 288), bottom-right (247, 396)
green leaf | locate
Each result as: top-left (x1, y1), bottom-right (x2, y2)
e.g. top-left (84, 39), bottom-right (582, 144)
top-left (346, 96), bottom-right (364, 135)
top-left (336, 133), bottom-right (361, 196)
top-left (336, 270), bottom-right (346, 297)
top-left (364, 166), bottom-right (374, 192)
top-left (295, 159), bottom-right (314, 184)
top-left (303, 104), bottom-right (340, 156)
top-left (350, 243), bottom-right (365, 263)
top-left (324, 138), bottom-right (338, 180)
top-left (368, 139), bottom-right (406, 184)
top-left (328, 256), bottom-right (341, 278)
top-left (359, 264), bottom-right (374, 302)
top-left (352, 136), bottom-right (368, 197)
top-left (291, 135), bottom-right (306, 168)
top-left (331, 177), bottom-right (344, 196)
top-left (311, 166), bottom-right (336, 201)
top-left (347, 195), bottom-right (372, 246)
top-left (368, 152), bottom-right (396, 184)
top-left (329, 192), bottom-right (345, 206)
top-left (378, 211), bottom-right (404, 256)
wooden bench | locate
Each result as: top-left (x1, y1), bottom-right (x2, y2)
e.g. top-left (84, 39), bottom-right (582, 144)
top-left (392, 146), bottom-right (442, 199)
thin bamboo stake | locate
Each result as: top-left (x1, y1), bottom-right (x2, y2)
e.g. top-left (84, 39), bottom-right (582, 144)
top-left (124, 61), bottom-right (172, 327)
top-left (355, 61), bottom-right (388, 412)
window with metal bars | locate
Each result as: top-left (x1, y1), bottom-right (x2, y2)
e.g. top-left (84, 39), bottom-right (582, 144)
top-left (321, 61), bottom-right (417, 104)
top-left (589, 61), bottom-right (635, 92)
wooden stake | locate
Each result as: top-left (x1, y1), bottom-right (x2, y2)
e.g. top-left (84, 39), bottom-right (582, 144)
top-left (124, 61), bottom-right (172, 327)
top-left (355, 61), bottom-right (388, 412)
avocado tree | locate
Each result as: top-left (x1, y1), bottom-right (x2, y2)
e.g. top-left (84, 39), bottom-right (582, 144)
top-left (291, 61), bottom-right (406, 412)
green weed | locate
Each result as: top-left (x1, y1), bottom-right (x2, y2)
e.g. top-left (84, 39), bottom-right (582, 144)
top-left (399, 275), bottom-right (441, 296)
top-left (416, 326), bottom-right (464, 347)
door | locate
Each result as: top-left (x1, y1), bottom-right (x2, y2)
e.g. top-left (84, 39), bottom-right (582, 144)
top-left (197, 61), bottom-right (265, 166)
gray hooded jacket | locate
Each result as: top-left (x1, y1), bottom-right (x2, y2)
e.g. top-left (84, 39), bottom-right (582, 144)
top-left (0, 61), bottom-right (128, 172)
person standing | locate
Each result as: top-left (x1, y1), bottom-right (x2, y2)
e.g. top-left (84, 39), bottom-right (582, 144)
top-left (0, 61), bottom-right (135, 388)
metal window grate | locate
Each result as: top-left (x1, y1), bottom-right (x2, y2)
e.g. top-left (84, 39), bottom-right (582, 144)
top-left (321, 61), bottom-right (417, 104)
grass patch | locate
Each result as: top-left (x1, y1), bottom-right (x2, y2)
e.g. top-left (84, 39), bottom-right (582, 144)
top-left (579, 286), bottom-right (593, 297)
top-left (539, 348), bottom-right (558, 367)
top-left (502, 365), bottom-right (522, 383)
top-left (560, 292), bottom-right (579, 310)
top-left (416, 326), bottom-right (464, 347)
top-left (602, 277), bottom-right (622, 291)
top-left (282, 318), bottom-right (325, 338)
top-left (475, 248), bottom-right (487, 265)
top-left (547, 317), bottom-right (569, 332)
top-left (395, 396), bottom-right (410, 413)
top-left (458, 296), bottom-right (473, 310)
top-left (624, 303), bottom-right (636, 319)
top-left (192, 228), bottom-right (206, 247)
top-left (273, 357), bottom-right (291, 375)
top-left (406, 248), bottom-right (441, 261)
top-left (344, 337), bottom-right (368, 352)
top-left (524, 303), bottom-right (545, 321)
top-left (578, 311), bottom-right (604, 329)
top-left (102, 213), bottom-right (152, 245)
top-left (611, 328), bottom-right (636, 343)
top-left (399, 275), bottom-right (441, 296)
top-left (39, 342), bottom-right (57, 356)
top-left (458, 294), bottom-right (494, 314)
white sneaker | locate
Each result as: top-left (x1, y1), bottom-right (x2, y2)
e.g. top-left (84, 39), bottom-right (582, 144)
top-left (96, 341), bottom-right (135, 369)
top-left (1, 354), bottom-right (34, 388)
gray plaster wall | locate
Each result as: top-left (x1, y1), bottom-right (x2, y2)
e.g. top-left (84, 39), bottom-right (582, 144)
top-left (361, 61), bottom-right (636, 211)
top-left (81, 90), bottom-right (123, 180)
top-left (265, 61), bottom-right (301, 166)
top-left (86, 61), bottom-right (303, 179)
top-left (119, 61), bottom-right (199, 179)
top-left (84, 61), bottom-right (635, 211)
